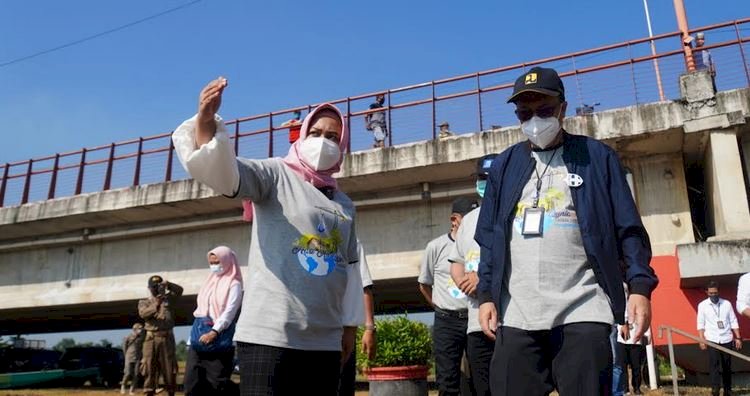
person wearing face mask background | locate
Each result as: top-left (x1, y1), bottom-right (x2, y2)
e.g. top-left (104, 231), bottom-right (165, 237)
top-left (474, 66), bottom-right (658, 395)
top-left (172, 77), bottom-right (364, 395)
top-left (447, 154), bottom-right (497, 396)
top-left (184, 246), bottom-right (243, 396)
top-left (697, 280), bottom-right (742, 396)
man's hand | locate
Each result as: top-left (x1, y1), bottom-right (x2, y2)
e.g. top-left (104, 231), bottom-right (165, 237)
top-left (627, 294), bottom-right (652, 343)
top-left (199, 330), bottom-right (217, 345)
top-left (699, 342), bottom-right (707, 350)
top-left (735, 338), bottom-right (743, 350)
top-left (479, 302), bottom-right (498, 341)
top-left (458, 272), bottom-right (479, 297)
top-left (362, 328), bottom-right (377, 360)
top-left (341, 326), bottom-right (357, 366)
top-left (619, 323), bottom-right (631, 341)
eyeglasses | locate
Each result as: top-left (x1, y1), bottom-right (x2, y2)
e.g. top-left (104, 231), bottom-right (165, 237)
top-left (514, 105), bottom-right (559, 122)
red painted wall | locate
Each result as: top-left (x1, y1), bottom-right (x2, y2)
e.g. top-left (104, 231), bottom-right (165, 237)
top-left (650, 255), bottom-right (750, 346)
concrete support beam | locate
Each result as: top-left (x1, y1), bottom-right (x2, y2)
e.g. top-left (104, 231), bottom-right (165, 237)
top-left (624, 154), bottom-right (695, 255)
top-left (705, 129), bottom-right (750, 239)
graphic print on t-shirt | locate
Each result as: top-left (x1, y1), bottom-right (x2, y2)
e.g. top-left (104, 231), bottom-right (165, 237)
top-left (292, 206), bottom-right (349, 276)
top-left (513, 186), bottom-right (579, 235)
top-left (446, 250), bottom-right (480, 300)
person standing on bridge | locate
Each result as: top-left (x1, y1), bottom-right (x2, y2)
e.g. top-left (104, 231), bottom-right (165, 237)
top-left (121, 322), bottom-right (144, 395)
top-left (172, 77), bottom-right (364, 395)
top-left (698, 280), bottom-right (742, 396)
top-left (475, 66), bottom-right (658, 395)
top-left (419, 196), bottom-right (479, 396)
top-left (365, 94), bottom-right (388, 148)
top-left (184, 246), bottom-right (243, 396)
top-left (448, 154), bottom-right (498, 396)
top-left (138, 275), bottom-right (183, 396)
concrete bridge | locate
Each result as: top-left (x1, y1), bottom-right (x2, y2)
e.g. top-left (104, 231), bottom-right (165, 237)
top-left (2, 70), bottom-right (750, 337)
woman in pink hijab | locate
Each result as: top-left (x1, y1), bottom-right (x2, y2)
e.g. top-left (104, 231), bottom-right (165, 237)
top-left (172, 77), bottom-right (364, 395)
top-left (184, 245), bottom-right (243, 396)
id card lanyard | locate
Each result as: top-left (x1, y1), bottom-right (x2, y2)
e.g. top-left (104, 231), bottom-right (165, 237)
top-left (712, 302), bottom-right (725, 329)
top-left (522, 148), bottom-right (559, 236)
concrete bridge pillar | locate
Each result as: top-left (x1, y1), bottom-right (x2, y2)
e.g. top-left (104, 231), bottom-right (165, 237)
top-left (705, 128), bottom-right (750, 240)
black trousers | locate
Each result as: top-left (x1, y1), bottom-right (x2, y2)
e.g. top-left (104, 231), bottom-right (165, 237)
top-left (615, 343), bottom-right (645, 393)
top-left (184, 347), bottom-right (237, 396)
top-left (466, 331), bottom-right (494, 396)
top-left (490, 322), bottom-right (613, 396)
top-left (338, 350), bottom-right (356, 396)
top-left (433, 310), bottom-right (468, 396)
top-left (708, 341), bottom-right (734, 396)
top-left (237, 342), bottom-right (340, 396)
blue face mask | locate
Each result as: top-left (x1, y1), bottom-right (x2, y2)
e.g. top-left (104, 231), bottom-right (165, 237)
top-left (476, 180), bottom-right (487, 198)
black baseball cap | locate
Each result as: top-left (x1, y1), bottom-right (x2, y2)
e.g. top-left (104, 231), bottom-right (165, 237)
top-left (451, 197), bottom-right (479, 217)
top-left (507, 67), bottom-right (566, 103)
top-left (148, 275), bottom-right (163, 288)
top-left (475, 154), bottom-right (498, 176)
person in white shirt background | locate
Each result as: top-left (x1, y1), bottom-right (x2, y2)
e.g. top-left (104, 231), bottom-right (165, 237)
top-left (735, 273), bottom-right (750, 320)
top-left (614, 283), bottom-right (650, 396)
top-left (184, 246), bottom-right (243, 396)
top-left (697, 280), bottom-right (742, 396)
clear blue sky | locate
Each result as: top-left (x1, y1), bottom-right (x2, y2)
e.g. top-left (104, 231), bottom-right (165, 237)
top-left (1, 0), bottom-right (746, 164)
top-left (0, 1), bottom-right (746, 343)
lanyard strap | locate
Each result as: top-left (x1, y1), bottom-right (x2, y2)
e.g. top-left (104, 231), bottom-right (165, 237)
top-left (532, 148), bottom-right (559, 208)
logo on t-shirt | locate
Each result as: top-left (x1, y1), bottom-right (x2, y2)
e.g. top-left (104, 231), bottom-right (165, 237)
top-left (291, 207), bottom-right (349, 276)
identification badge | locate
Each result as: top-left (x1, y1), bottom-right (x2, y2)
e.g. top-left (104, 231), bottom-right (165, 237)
top-left (718, 320), bottom-right (725, 329)
top-left (522, 207), bottom-right (545, 236)
top-left (565, 173), bottom-right (584, 188)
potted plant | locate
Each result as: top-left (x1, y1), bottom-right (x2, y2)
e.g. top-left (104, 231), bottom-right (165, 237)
top-left (357, 315), bottom-right (432, 396)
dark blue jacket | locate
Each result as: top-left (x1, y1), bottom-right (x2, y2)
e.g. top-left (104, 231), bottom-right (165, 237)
top-left (474, 132), bottom-right (658, 324)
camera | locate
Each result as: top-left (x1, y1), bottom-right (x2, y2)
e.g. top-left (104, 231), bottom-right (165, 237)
top-left (157, 283), bottom-right (168, 296)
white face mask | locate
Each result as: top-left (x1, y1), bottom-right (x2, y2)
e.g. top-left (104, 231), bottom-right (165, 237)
top-left (209, 264), bottom-right (223, 274)
top-left (521, 115), bottom-right (561, 149)
top-left (300, 136), bottom-right (341, 171)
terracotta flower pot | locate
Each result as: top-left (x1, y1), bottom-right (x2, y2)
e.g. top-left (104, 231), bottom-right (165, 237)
top-left (366, 365), bottom-right (429, 396)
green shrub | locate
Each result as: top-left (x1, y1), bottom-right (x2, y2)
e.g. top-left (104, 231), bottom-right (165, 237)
top-left (356, 315), bottom-right (432, 370)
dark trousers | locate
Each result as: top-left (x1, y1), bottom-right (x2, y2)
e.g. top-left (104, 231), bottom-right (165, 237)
top-left (184, 347), bottom-right (238, 396)
top-left (708, 341), bottom-right (734, 396)
top-left (237, 342), bottom-right (340, 396)
top-left (433, 310), bottom-right (468, 396)
top-left (338, 350), bottom-right (356, 396)
top-left (466, 331), bottom-right (493, 396)
top-left (615, 343), bottom-right (645, 393)
top-left (490, 322), bottom-right (612, 396)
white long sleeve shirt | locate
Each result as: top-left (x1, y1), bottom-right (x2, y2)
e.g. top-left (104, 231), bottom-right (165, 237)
top-left (697, 298), bottom-right (739, 344)
top-left (736, 273), bottom-right (750, 317)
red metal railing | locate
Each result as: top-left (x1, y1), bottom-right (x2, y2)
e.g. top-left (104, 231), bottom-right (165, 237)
top-left (1, 18), bottom-right (749, 208)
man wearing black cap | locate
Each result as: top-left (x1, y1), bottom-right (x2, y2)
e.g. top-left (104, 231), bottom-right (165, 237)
top-left (138, 275), bottom-right (183, 396)
top-left (419, 196), bottom-right (479, 396)
top-left (448, 155), bottom-right (497, 396)
top-left (474, 67), bottom-right (658, 395)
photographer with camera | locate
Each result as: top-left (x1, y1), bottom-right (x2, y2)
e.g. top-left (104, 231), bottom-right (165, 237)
top-left (138, 275), bottom-right (183, 396)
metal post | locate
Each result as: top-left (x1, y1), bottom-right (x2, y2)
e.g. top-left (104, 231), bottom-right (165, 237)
top-left (103, 143), bottom-right (115, 191)
top-left (75, 149), bottom-right (87, 195)
top-left (734, 21), bottom-right (750, 87)
top-left (133, 138), bottom-right (143, 186)
top-left (268, 113), bottom-right (274, 157)
top-left (165, 138), bottom-right (174, 182)
top-left (646, 334), bottom-right (658, 390)
top-left (431, 83), bottom-right (437, 140)
top-left (673, 0), bottom-right (696, 72)
top-left (234, 122), bottom-right (240, 155)
top-left (643, 0), bottom-right (666, 101)
top-left (667, 328), bottom-right (679, 395)
top-left (387, 91), bottom-right (393, 147)
top-left (48, 154), bottom-right (59, 200)
top-left (346, 98), bottom-right (352, 153)
top-left (0, 163), bottom-right (7, 207)
top-left (21, 159), bottom-right (33, 204)
top-left (476, 73), bottom-right (484, 132)
top-left (628, 43), bottom-right (640, 103)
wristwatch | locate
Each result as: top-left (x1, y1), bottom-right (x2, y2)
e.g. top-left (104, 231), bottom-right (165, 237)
top-left (364, 324), bottom-right (377, 332)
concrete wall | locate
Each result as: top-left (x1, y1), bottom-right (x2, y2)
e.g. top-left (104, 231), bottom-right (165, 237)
top-left (624, 153), bottom-right (695, 256)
